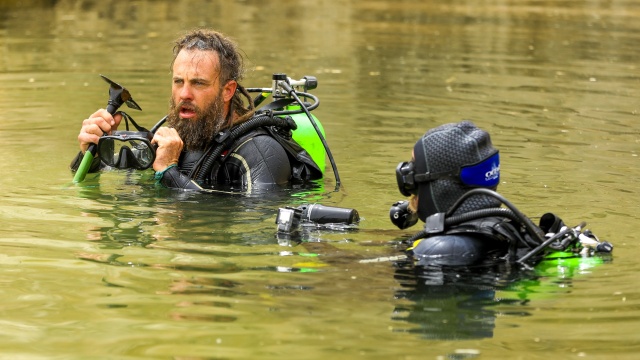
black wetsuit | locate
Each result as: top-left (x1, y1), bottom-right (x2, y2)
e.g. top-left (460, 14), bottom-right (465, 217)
top-left (160, 127), bottom-right (321, 192)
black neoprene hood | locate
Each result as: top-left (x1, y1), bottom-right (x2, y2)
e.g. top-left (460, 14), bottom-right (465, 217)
top-left (413, 120), bottom-right (501, 221)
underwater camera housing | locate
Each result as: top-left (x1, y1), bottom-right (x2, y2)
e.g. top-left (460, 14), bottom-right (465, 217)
top-left (276, 204), bottom-right (360, 234)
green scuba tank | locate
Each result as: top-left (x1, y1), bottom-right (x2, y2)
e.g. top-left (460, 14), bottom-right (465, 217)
top-left (286, 104), bottom-right (326, 174)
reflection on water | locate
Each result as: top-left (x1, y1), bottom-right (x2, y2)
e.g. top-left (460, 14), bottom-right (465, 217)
top-left (1, 0), bottom-right (639, 358)
top-left (393, 261), bottom-right (516, 341)
top-left (392, 254), bottom-right (613, 343)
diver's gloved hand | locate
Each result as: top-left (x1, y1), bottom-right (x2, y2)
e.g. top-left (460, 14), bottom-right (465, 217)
top-left (390, 200), bottom-right (419, 229)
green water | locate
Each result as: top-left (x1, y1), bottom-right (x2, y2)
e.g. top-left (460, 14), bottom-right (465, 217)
top-left (0, 0), bottom-right (639, 359)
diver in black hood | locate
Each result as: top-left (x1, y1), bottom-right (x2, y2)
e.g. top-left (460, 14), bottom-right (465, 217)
top-left (390, 120), bottom-right (612, 268)
top-left (387, 121), bottom-right (614, 341)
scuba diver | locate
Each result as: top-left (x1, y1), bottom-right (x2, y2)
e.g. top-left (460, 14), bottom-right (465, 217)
top-left (390, 120), bottom-right (613, 268)
top-left (70, 29), bottom-right (323, 192)
top-left (387, 120), bottom-right (614, 340)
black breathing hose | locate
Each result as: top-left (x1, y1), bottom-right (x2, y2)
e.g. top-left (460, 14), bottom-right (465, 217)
top-left (404, 207), bottom-right (520, 245)
top-left (193, 114), bottom-right (297, 183)
top-left (150, 115), bottom-right (167, 133)
top-left (270, 91), bottom-right (320, 115)
top-left (405, 189), bottom-right (545, 246)
top-left (446, 188), bottom-right (545, 242)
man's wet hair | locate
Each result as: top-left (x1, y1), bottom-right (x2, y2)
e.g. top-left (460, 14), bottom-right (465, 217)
top-left (172, 29), bottom-right (254, 124)
top-left (172, 29), bottom-right (244, 84)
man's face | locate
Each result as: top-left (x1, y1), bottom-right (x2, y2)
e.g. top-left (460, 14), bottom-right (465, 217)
top-left (171, 49), bottom-right (224, 121)
top-left (168, 49), bottom-right (231, 151)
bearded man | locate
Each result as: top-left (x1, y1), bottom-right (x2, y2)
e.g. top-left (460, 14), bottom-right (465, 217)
top-left (72, 29), bottom-right (322, 192)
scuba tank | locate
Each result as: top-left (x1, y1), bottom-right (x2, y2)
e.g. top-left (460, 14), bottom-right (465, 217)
top-left (249, 73), bottom-right (339, 187)
top-left (287, 107), bottom-right (326, 174)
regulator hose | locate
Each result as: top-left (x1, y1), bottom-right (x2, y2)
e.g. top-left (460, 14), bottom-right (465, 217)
top-left (277, 81), bottom-right (341, 189)
top-left (192, 114), bottom-right (297, 183)
top-left (446, 188), bottom-right (545, 242)
top-left (404, 207), bottom-right (521, 244)
top-left (270, 91), bottom-right (320, 115)
top-left (150, 115), bottom-right (167, 133)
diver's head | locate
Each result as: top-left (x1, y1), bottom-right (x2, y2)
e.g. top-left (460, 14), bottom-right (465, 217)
top-left (396, 121), bottom-right (501, 222)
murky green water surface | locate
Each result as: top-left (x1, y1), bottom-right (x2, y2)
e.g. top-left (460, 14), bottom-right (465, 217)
top-left (1, 0), bottom-right (639, 359)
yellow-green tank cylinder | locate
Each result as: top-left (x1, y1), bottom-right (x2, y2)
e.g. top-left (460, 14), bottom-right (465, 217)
top-left (289, 111), bottom-right (326, 174)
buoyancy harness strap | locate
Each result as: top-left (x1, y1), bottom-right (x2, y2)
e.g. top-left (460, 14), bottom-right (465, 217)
top-left (408, 216), bottom-right (540, 263)
top-left (198, 129), bottom-right (266, 185)
top-left (264, 125), bottom-right (323, 181)
top-left (209, 127), bottom-right (322, 183)
top-left (189, 113), bottom-right (296, 183)
top-left (188, 114), bottom-right (322, 185)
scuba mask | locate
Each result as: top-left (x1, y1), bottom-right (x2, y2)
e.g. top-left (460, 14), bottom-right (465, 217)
top-left (96, 112), bottom-right (156, 170)
top-left (97, 130), bottom-right (155, 170)
top-left (395, 151), bottom-right (500, 197)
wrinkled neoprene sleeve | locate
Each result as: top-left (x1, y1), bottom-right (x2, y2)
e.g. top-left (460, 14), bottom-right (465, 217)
top-left (158, 166), bottom-right (202, 190)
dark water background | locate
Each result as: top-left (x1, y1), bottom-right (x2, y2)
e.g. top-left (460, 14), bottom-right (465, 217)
top-left (1, 0), bottom-right (639, 359)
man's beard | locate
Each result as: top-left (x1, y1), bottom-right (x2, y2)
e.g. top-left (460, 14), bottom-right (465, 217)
top-left (167, 95), bottom-right (226, 151)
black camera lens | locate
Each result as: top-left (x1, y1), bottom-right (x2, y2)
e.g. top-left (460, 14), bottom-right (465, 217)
top-left (299, 204), bottom-right (359, 225)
